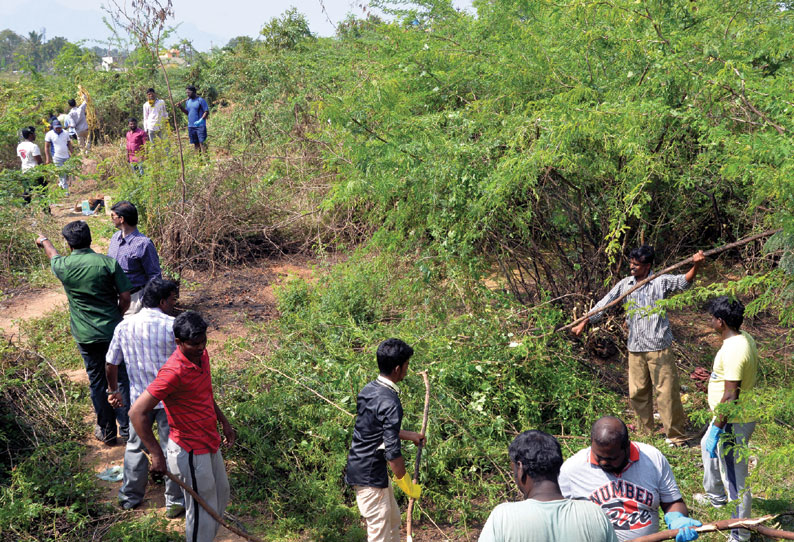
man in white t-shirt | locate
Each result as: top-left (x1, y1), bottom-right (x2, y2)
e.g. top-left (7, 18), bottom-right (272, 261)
top-left (479, 430), bottom-right (618, 542)
top-left (143, 88), bottom-right (169, 141)
top-left (44, 119), bottom-right (72, 194)
top-left (67, 94), bottom-right (90, 153)
top-left (695, 297), bottom-right (759, 542)
top-left (18, 127), bottom-right (43, 171)
top-left (559, 417), bottom-right (701, 541)
top-left (17, 126), bottom-right (46, 204)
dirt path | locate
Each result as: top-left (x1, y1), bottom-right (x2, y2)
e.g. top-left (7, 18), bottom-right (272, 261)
top-left (1, 162), bottom-right (257, 541)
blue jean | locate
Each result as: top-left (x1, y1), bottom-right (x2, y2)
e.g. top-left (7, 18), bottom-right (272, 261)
top-left (77, 341), bottom-right (130, 440)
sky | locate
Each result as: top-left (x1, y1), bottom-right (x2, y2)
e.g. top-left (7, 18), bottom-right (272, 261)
top-left (1, 0), bottom-right (475, 52)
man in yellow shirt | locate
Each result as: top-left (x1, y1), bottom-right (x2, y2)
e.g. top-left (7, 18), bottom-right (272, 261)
top-left (696, 296), bottom-right (758, 542)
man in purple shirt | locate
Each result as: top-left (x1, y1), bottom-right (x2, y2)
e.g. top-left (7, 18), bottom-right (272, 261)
top-left (108, 201), bottom-right (162, 316)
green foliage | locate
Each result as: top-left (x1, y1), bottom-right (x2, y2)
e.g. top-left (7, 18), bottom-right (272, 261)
top-left (222, 251), bottom-right (621, 537)
top-left (260, 8), bottom-right (315, 51)
top-left (20, 309), bottom-right (83, 370)
top-left (103, 516), bottom-right (182, 541)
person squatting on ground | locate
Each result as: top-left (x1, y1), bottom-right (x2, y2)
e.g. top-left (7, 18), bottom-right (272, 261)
top-left (17, 126), bottom-right (46, 205)
top-left (105, 277), bottom-right (186, 517)
top-left (143, 88), bottom-right (169, 142)
top-left (695, 297), bottom-right (759, 542)
top-left (130, 311), bottom-right (235, 542)
top-left (345, 338), bottom-right (426, 542)
top-left (67, 93), bottom-right (90, 153)
top-left (478, 430), bottom-right (618, 542)
top-left (36, 221), bottom-right (132, 445)
top-left (125, 118), bottom-right (148, 175)
top-left (44, 119), bottom-right (72, 194)
top-left (108, 201), bottom-right (162, 316)
top-left (178, 85), bottom-right (208, 153)
top-left (573, 246), bottom-right (706, 446)
top-left (559, 416), bottom-right (701, 541)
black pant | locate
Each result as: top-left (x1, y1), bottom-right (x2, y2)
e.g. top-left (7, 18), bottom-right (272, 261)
top-left (76, 341), bottom-right (130, 440)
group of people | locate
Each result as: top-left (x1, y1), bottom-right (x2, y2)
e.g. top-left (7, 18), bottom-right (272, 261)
top-left (125, 85), bottom-right (210, 174)
top-left (348, 247), bottom-right (758, 542)
top-left (35, 201), bottom-right (232, 542)
top-left (32, 196), bottom-right (758, 542)
top-left (16, 85), bottom-right (210, 195)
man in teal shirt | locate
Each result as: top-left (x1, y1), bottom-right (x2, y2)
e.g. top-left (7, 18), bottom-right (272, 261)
top-left (36, 221), bottom-right (133, 445)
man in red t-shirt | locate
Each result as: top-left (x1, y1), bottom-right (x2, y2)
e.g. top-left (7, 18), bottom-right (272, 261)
top-left (125, 118), bottom-right (148, 175)
top-left (129, 311), bottom-right (235, 541)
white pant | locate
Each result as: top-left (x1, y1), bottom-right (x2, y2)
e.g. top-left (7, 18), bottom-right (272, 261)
top-left (354, 484), bottom-right (401, 542)
top-left (167, 439), bottom-right (229, 542)
top-left (701, 421), bottom-right (756, 541)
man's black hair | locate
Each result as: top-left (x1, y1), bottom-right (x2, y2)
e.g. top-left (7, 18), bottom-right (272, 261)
top-left (590, 416), bottom-right (630, 450)
top-left (21, 127), bottom-right (35, 140)
top-left (128, 117), bottom-right (138, 124)
top-left (708, 296), bottom-right (745, 331)
top-left (508, 430), bottom-right (563, 483)
top-left (68, 98), bottom-right (76, 107)
top-left (147, 87), bottom-right (156, 94)
top-left (111, 201), bottom-right (139, 227)
top-left (173, 311), bottom-right (208, 341)
top-left (142, 277), bottom-right (179, 309)
top-left (376, 338), bottom-right (413, 375)
top-left (629, 245), bottom-right (655, 265)
top-left (61, 221), bottom-right (92, 249)
top-left (186, 85), bottom-right (197, 92)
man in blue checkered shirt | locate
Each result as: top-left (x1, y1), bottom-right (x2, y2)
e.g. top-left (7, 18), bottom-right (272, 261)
top-left (105, 277), bottom-right (186, 517)
top-left (573, 246), bottom-right (705, 446)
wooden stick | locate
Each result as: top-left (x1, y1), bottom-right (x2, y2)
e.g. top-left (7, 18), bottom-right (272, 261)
top-left (407, 370), bottom-right (431, 542)
top-left (556, 228), bottom-right (782, 333)
top-left (142, 451), bottom-right (264, 542)
top-left (632, 515), bottom-right (794, 542)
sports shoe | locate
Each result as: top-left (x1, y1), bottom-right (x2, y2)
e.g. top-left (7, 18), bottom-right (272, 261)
top-left (119, 500), bottom-right (139, 510)
top-left (693, 493), bottom-right (726, 508)
top-left (166, 504), bottom-right (186, 519)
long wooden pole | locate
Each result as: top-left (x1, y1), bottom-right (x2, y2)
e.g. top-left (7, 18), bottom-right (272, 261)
top-left (406, 370), bottom-right (431, 542)
top-left (632, 515), bottom-right (794, 541)
top-left (556, 228), bottom-right (781, 333)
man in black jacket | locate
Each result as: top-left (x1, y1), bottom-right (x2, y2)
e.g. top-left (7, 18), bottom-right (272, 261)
top-left (345, 338), bottom-right (426, 542)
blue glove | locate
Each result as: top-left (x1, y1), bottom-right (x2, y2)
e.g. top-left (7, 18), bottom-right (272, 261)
top-left (704, 425), bottom-right (724, 459)
top-left (665, 511), bottom-right (702, 542)
top-left (193, 118), bottom-right (205, 127)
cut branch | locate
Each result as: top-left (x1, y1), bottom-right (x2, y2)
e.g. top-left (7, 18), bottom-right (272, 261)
top-left (632, 515), bottom-right (794, 542)
top-left (407, 370), bottom-right (431, 542)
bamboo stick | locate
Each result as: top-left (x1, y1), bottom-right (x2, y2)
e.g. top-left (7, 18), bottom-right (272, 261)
top-left (407, 370), bottom-right (431, 542)
top-left (556, 228), bottom-right (782, 334)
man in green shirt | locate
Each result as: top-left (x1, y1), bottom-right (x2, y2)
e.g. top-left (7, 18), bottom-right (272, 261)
top-left (36, 221), bottom-right (133, 445)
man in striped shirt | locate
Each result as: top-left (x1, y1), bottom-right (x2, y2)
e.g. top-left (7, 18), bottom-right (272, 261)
top-left (106, 277), bottom-right (186, 517)
top-left (130, 311), bottom-right (235, 542)
top-left (573, 246), bottom-right (705, 446)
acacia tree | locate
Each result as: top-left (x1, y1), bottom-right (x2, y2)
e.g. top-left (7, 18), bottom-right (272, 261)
top-left (104, 0), bottom-right (187, 205)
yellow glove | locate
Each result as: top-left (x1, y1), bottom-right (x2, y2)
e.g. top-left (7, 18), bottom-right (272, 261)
top-left (393, 473), bottom-right (422, 499)
top-left (148, 99), bottom-right (155, 105)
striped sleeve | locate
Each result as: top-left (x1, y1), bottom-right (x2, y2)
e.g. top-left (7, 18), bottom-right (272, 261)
top-left (589, 279), bottom-right (627, 324)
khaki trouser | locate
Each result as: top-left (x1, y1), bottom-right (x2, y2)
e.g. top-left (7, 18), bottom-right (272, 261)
top-left (76, 130), bottom-right (90, 153)
top-left (628, 348), bottom-right (686, 441)
top-left (354, 484), bottom-right (400, 542)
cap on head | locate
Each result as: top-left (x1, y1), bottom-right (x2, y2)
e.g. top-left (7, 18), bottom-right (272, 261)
top-left (51, 119), bottom-right (62, 128)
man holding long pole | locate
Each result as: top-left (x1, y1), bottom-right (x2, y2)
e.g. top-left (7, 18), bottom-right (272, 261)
top-left (573, 246), bottom-right (705, 446)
